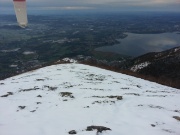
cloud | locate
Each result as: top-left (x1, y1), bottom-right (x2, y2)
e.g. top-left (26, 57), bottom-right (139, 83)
top-left (91, 0), bottom-right (180, 6)
top-left (38, 6), bottom-right (95, 10)
top-left (1, 0), bottom-right (180, 12)
top-left (1, 0), bottom-right (180, 6)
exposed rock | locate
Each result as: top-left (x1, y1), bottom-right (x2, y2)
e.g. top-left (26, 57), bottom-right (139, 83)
top-left (19, 87), bottom-right (40, 92)
top-left (121, 87), bottom-right (129, 89)
top-left (1, 94), bottom-right (9, 98)
top-left (149, 105), bottom-right (164, 109)
top-left (18, 106), bottom-right (26, 110)
top-left (60, 92), bottom-right (74, 98)
top-left (37, 95), bottom-right (42, 98)
top-left (86, 125), bottom-right (111, 133)
top-left (124, 93), bottom-right (140, 96)
top-left (117, 96), bottom-right (123, 100)
top-left (1, 92), bottom-right (13, 97)
top-left (92, 100), bottom-right (116, 104)
top-left (30, 110), bottom-right (36, 112)
top-left (174, 110), bottom-right (180, 112)
top-left (36, 79), bottom-right (45, 81)
top-left (44, 85), bottom-right (58, 91)
top-left (92, 95), bottom-right (123, 100)
top-left (68, 130), bottom-right (77, 134)
top-left (173, 116), bottom-right (180, 121)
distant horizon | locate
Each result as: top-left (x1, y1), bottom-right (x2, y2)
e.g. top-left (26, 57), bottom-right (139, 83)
top-left (1, 0), bottom-right (180, 15)
top-left (1, 8), bottom-right (180, 16)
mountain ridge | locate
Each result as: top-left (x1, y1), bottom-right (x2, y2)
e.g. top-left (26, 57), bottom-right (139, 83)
top-left (0, 47), bottom-right (180, 88)
top-left (129, 46), bottom-right (180, 87)
top-left (0, 63), bottom-right (180, 135)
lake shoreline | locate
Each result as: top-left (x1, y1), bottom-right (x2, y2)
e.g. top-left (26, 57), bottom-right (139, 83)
top-left (95, 32), bottom-right (180, 57)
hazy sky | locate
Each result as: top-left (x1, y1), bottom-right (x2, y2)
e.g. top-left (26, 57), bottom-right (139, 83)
top-left (1, 0), bottom-right (180, 14)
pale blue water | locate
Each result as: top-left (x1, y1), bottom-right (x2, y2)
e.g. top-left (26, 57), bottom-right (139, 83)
top-left (96, 32), bottom-right (180, 57)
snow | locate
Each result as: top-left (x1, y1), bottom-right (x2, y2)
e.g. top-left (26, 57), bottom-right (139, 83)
top-left (155, 53), bottom-right (162, 57)
top-left (23, 51), bottom-right (35, 55)
top-left (174, 48), bottom-right (180, 52)
top-left (9, 64), bottom-right (18, 68)
top-left (62, 58), bottom-right (77, 63)
top-left (0, 63), bottom-right (179, 135)
top-left (0, 48), bottom-right (20, 53)
top-left (131, 62), bottom-right (151, 72)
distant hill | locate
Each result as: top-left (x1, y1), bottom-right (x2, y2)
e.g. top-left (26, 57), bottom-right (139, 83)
top-left (0, 46), bottom-right (179, 88)
top-left (129, 46), bottom-right (180, 88)
top-left (78, 47), bottom-right (180, 88)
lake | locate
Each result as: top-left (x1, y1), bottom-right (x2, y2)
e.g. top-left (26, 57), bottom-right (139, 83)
top-left (96, 32), bottom-right (180, 57)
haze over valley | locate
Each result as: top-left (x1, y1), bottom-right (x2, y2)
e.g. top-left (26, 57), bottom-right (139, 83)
top-left (0, 12), bottom-right (180, 80)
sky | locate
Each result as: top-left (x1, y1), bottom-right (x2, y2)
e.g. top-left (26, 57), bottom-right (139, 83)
top-left (1, 0), bottom-right (180, 14)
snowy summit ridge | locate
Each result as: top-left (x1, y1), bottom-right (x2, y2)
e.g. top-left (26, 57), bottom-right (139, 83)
top-left (0, 63), bottom-right (180, 135)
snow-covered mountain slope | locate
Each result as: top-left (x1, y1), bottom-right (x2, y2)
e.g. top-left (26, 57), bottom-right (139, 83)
top-left (0, 63), bottom-right (179, 135)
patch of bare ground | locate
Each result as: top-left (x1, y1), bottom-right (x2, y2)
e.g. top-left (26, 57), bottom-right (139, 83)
top-left (124, 93), bottom-right (140, 96)
top-left (1, 92), bottom-right (13, 97)
top-left (44, 85), bottom-right (58, 91)
top-left (149, 105), bottom-right (164, 109)
top-left (60, 92), bottom-right (74, 98)
top-left (92, 95), bottom-right (123, 100)
top-left (173, 116), bottom-right (180, 121)
top-left (19, 87), bottom-right (40, 92)
top-left (86, 125), bottom-right (111, 133)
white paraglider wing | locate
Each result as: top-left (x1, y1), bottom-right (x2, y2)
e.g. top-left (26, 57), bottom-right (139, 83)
top-left (13, 0), bottom-right (28, 28)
